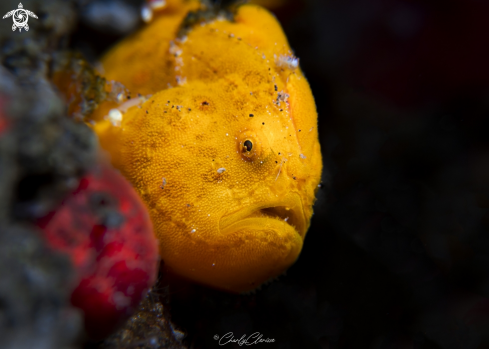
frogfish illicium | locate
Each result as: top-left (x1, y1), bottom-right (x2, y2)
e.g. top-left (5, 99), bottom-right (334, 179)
top-left (89, 0), bottom-right (322, 293)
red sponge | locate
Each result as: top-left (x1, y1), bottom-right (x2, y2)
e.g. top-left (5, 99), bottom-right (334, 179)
top-left (37, 161), bottom-right (159, 339)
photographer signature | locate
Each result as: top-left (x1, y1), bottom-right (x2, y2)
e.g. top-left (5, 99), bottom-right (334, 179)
top-left (214, 332), bottom-right (275, 346)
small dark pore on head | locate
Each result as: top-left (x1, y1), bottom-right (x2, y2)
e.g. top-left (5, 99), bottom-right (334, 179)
top-left (249, 114), bottom-right (254, 117)
top-left (202, 101), bottom-right (209, 106)
top-left (243, 140), bottom-right (252, 152)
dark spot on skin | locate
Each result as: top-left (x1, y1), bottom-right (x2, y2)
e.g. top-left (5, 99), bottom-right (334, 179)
top-left (202, 101), bottom-right (209, 106)
top-left (293, 177), bottom-right (296, 180)
top-left (275, 161), bottom-right (278, 163)
top-left (274, 85), bottom-right (277, 91)
top-left (279, 109), bottom-right (283, 112)
top-left (172, 105), bottom-right (174, 108)
top-left (146, 110), bottom-right (149, 114)
top-left (299, 129), bottom-right (301, 132)
top-left (262, 122), bottom-right (265, 125)
top-left (243, 140), bottom-right (253, 152)
top-left (249, 114), bottom-right (254, 117)
top-left (188, 108), bottom-right (191, 111)
top-left (278, 152), bottom-right (281, 155)
top-left (127, 96), bottom-right (131, 99)
top-left (168, 101), bottom-right (170, 103)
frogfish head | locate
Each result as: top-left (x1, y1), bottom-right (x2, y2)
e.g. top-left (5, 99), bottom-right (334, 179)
top-left (93, 4), bottom-right (322, 293)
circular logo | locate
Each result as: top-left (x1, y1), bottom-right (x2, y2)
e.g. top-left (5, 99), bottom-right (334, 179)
top-left (13, 9), bottom-right (28, 27)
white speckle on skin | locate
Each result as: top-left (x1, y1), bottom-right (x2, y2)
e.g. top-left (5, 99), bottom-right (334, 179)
top-left (176, 76), bottom-right (187, 85)
top-left (108, 109), bottom-right (123, 126)
top-left (284, 217), bottom-right (289, 222)
top-left (217, 168), bottom-right (226, 174)
top-left (150, 0), bottom-right (166, 10)
top-left (160, 177), bottom-right (167, 189)
top-left (169, 41), bottom-right (183, 56)
top-left (276, 91), bottom-right (289, 106)
top-left (300, 154), bottom-right (306, 159)
top-left (275, 160), bottom-right (284, 181)
top-left (191, 229), bottom-right (196, 233)
top-left (276, 54), bottom-right (299, 69)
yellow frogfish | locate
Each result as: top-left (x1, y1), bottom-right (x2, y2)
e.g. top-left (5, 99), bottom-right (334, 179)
top-left (86, 0), bottom-right (322, 293)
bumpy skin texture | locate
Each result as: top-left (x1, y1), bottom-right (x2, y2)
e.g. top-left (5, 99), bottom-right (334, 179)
top-left (92, 3), bottom-right (322, 293)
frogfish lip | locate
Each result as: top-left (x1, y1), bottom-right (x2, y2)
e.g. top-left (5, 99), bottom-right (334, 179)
top-left (218, 193), bottom-right (308, 239)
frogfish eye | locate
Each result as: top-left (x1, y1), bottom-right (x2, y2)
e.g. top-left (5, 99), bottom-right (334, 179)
top-left (243, 140), bottom-right (253, 152)
top-left (237, 130), bottom-right (267, 162)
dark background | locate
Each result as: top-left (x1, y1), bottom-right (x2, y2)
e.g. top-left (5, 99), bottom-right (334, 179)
top-left (2, 0), bottom-right (489, 348)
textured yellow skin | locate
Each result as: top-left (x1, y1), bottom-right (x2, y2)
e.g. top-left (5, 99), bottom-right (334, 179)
top-left (92, 3), bottom-right (322, 293)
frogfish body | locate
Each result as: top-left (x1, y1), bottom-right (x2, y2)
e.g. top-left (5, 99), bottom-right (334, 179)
top-left (90, 1), bottom-right (322, 293)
